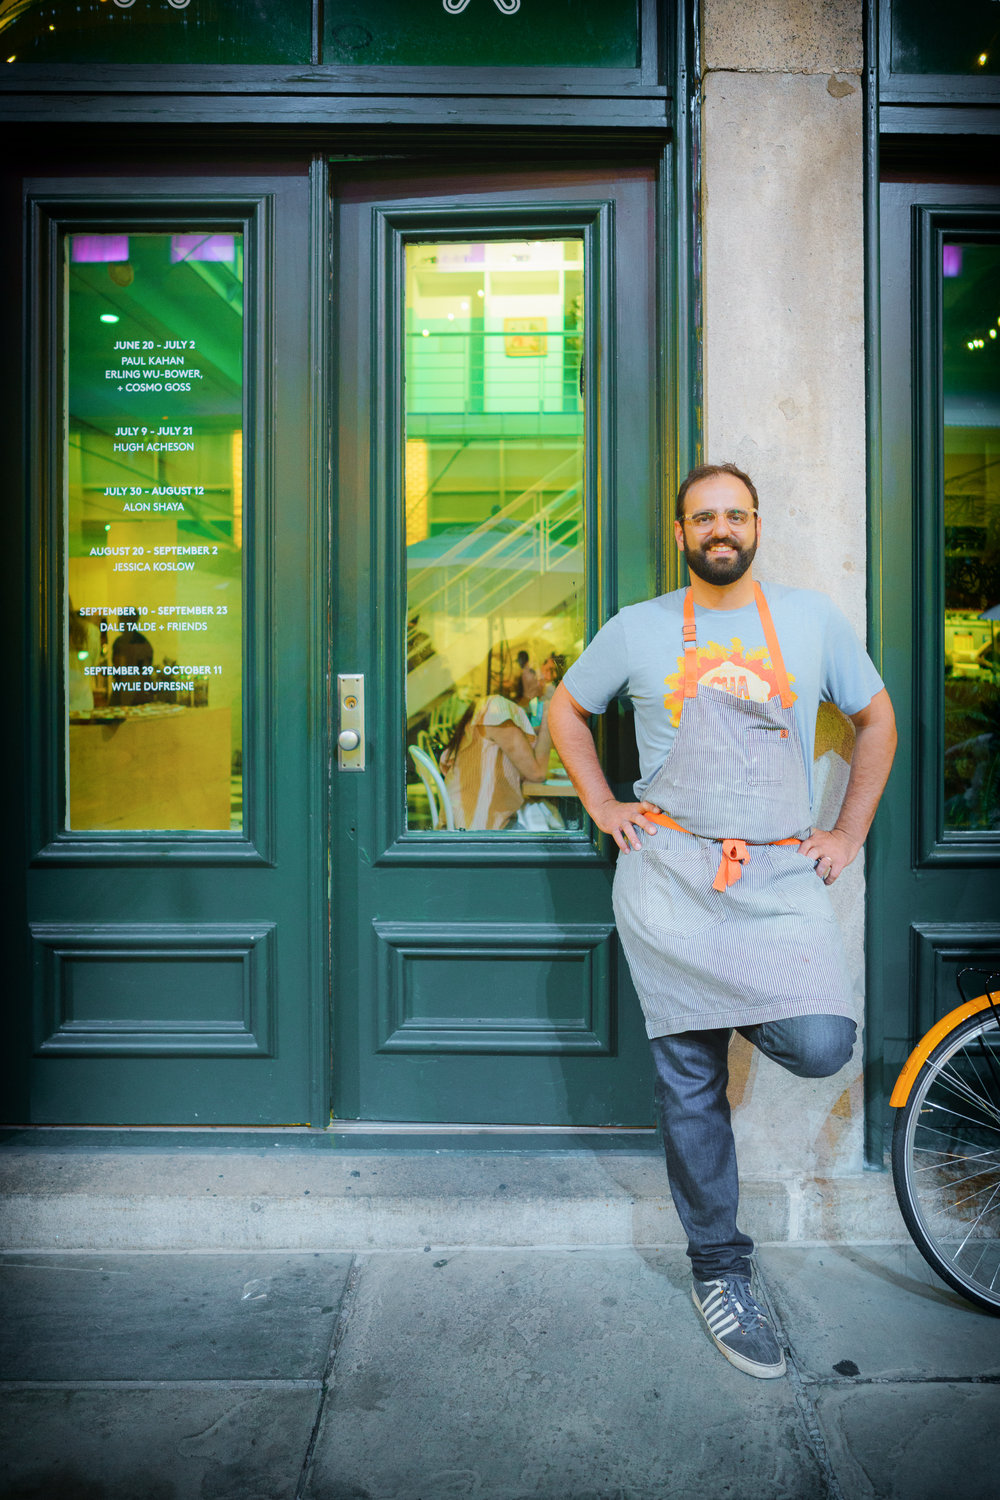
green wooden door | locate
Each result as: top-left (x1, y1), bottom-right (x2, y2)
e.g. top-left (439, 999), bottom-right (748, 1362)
top-left (11, 163), bottom-right (327, 1126)
top-left (868, 179), bottom-right (1000, 1160)
top-left (331, 163), bottom-right (663, 1125)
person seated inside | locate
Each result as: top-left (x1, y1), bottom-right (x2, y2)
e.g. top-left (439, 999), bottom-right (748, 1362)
top-left (512, 652), bottom-right (544, 729)
top-left (110, 607), bottom-right (155, 704)
top-left (540, 652), bottom-right (567, 701)
top-left (441, 690), bottom-right (554, 831)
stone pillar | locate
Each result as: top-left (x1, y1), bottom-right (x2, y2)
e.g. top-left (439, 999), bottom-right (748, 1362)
top-left (700, 1), bottom-right (870, 1185)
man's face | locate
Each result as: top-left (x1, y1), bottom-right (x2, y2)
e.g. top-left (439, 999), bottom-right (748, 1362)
top-left (674, 473), bottom-right (760, 586)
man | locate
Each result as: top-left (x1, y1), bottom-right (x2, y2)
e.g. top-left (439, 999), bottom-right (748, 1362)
top-left (549, 463), bottom-right (896, 1380)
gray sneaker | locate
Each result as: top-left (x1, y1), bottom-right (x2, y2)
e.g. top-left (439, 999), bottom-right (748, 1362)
top-left (691, 1274), bottom-right (787, 1379)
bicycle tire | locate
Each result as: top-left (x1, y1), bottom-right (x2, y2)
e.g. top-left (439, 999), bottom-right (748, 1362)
top-left (891, 1009), bottom-right (1000, 1314)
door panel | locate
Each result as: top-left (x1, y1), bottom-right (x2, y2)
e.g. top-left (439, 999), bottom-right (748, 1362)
top-left (332, 164), bottom-right (662, 1125)
top-left (870, 181), bottom-right (1000, 1158)
top-left (13, 165), bottom-right (327, 1125)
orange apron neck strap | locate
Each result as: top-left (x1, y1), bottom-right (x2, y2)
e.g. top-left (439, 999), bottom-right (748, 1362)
top-left (753, 582), bottom-right (794, 708)
top-left (682, 587), bottom-right (699, 698)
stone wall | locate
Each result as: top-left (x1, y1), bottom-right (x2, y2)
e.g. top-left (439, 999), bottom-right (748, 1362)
top-left (700, 0), bottom-right (871, 1182)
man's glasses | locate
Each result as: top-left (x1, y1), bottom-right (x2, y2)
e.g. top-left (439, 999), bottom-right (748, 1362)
top-left (683, 508), bottom-right (757, 530)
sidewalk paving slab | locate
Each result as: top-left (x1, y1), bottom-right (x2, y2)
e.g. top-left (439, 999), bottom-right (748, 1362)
top-left (305, 1247), bottom-right (825, 1500)
top-left (812, 1384), bottom-right (1000, 1500)
top-left (0, 1251), bottom-right (354, 1382)
top-left (0, 1386), bottom-right (320, 1500)
top-left (763, 1243), bottom-right (1000, 1381)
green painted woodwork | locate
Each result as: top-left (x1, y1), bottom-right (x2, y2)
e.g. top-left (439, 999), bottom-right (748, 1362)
top-left (324, 0), bottom-right (638, 69)
top-left (331, 164), bottom-right (665, 1125)
top-left (867, 181), bottom-right (1000, 1161)
top-left (30, 923), bottom-right (276, 1055)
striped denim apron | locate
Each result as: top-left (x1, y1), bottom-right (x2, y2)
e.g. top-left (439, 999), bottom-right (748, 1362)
top-left (612, 583), bottom-right (855, 1038)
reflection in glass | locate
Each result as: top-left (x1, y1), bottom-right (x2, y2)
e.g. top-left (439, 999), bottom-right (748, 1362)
top-left (65, 230), bottom-right (244, 831)
top-left (942, 240), bottom-right (1000, 833)
top-left (1, 0), bottom-right (310, 66)
top-left (891, 0), bottom-right (1000, 76)
top-left (403, 239), bottom-right (585, 833)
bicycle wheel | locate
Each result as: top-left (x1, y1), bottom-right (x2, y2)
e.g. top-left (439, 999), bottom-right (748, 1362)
top-left (891, 1009), bottom-right (1000, 1314)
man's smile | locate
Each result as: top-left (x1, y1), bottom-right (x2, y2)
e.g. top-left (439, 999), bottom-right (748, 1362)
top-left (684, 527), bottom-right (758, 584)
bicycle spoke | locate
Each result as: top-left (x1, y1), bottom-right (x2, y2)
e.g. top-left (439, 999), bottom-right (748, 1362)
top-left (954, 1179), bottom-right (1000, 1258)
top-left (911, 1122), bottom-right (1000, 1152)
top-left (911, 1141), bottom-right (1000, 1168)
top-left (923, 1068), bottom-right (1000, 1128)
top-left (919, 1174), bottom-right (998, 1211)
top-left (925, 1061), bottom-right (1000, 1128)
top-left (922, 1177), bottom-right (1000, 1222)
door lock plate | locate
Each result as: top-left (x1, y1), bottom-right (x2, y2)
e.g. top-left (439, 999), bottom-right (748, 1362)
top-left (337, 674), bottom-right (365, 771)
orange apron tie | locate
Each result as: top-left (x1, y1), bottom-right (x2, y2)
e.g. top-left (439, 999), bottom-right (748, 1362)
top-left (645, 810), bottom-right (801, 890)
top-left (714, 839), bottom-right (750, 891)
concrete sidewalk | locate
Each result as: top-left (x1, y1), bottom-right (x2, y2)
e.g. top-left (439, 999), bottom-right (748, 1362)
top-left (2, 1242), bottom-right (998, 1500)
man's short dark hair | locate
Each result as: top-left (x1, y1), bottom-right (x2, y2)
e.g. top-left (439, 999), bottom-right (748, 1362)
top-left (675, 463), bottom-right (759, 522)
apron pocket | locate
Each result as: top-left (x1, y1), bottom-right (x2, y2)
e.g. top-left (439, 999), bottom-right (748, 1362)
top-left (633, 844), bottom-right (726, 939)
top-left (766, 846), bottom-right (838, 921)
top-left (745, 724), bottom-right (792, 785)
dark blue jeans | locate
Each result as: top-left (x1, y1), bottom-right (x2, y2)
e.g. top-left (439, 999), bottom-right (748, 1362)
top-left (649, 1014), bottom-right (857, 1282)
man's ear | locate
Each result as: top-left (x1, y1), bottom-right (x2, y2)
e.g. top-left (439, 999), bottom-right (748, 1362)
top-left (674, 518), bottom-right (686, 551)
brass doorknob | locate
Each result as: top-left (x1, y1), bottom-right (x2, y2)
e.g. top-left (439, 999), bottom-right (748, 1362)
top-left (338, 729), bottom-right (360, 752)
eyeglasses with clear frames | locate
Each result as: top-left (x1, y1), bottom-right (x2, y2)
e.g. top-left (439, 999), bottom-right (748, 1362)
top-left (683, 508), bottom-right (757, 530)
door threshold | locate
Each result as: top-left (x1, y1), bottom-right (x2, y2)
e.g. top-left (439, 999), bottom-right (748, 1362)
top-left (325, 1120), bottom-right (661, 1152)
top-left (328, 1120), bottom-right (655, 1135)
top-left (0, 1123), bottom-right (660, 1156)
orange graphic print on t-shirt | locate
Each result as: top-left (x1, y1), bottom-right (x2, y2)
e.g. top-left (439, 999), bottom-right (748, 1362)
top-left (663, 638), bottom-right (797, 727)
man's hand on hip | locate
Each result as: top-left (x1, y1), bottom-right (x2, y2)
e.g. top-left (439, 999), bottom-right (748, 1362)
top-left (594, 798), bottom-right (662, 853)
top-left (797, 827), bottom-right (860, 885)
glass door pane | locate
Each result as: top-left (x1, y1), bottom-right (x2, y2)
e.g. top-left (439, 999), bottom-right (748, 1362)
top-left (941, 238), bottom-right (1000, 833)
top-left (403, 238), bottom-right (586, 834)
top-left (65, 229), bottom-right (244, 832)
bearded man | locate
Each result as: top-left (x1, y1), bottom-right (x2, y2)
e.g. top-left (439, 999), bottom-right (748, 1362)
top-left (549, 462), bottom-right (897, 1379)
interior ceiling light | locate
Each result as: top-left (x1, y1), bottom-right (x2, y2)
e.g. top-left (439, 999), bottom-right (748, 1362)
top-left (978, 52), bottom-right (988, 66)
top-left (100, 313), bottom-right (119, 323)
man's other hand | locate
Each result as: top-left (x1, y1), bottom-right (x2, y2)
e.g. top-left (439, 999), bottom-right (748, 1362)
top-left (594, 798), bottom-right (662, 853)
top-left (797, 827), bottom-right (859, 885)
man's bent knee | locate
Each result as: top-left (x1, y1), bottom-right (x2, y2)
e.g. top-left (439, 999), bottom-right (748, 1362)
top-left (791, 1021), bottom-right (856, 1077)
top-left (744, 1014), bottom-right (857, 1079)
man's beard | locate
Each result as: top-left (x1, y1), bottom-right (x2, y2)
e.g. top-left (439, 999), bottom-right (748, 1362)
top-left (685, 533), bottom-right (758, 586)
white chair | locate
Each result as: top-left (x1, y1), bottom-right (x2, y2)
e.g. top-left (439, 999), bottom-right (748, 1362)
top-left (408, 744), bottom-right (455, 830)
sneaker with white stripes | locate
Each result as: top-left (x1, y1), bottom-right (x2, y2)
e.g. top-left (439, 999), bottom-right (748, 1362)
top-left (691, 1274), bottom-right (787, 1379)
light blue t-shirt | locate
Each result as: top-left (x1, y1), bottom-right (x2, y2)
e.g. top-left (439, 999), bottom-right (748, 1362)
top-left (562, 581), bottom-right (884, 804)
